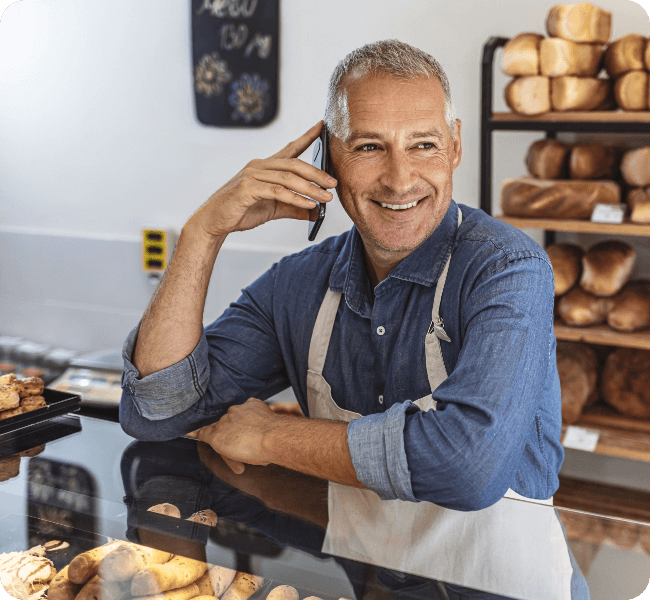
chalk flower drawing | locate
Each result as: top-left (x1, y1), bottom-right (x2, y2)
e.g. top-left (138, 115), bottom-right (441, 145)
top-left (229, 73), bottom-right (269, 122)
top-left (194, 52), bottom-right (232, 98)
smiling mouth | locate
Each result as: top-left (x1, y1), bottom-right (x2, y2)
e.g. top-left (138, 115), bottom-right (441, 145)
top-left (373, 198), bottom-right (424, 211)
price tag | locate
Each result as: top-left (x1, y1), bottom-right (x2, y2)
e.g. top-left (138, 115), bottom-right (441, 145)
top-left (591, 203), bottom-right (626, 223)
top-left (563, 426), bottom-right (600, 452)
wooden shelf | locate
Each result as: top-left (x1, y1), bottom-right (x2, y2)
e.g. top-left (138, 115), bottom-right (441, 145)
top-left (554, 322), bottom-right (650, 350)
top-left (497, 216), bottom-right (650, 236)
top-left (492, 111), bottom-right (650, 123)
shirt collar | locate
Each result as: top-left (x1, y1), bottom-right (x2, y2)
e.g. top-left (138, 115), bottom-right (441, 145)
top-left (329, 200), bottom-right (460, 317)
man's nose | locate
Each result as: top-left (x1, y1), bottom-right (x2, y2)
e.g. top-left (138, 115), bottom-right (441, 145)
top-left (379, 151), bottom-right (416, 195)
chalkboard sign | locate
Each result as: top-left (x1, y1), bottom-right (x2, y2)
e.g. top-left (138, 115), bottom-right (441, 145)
top-left (192, 0), bottom-right (279, 127)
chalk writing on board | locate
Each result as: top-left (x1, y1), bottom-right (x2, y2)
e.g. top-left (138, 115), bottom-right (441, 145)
top-left (197, 0), bottom-right (259, 19)
top-left (195, 52), bottom-right (233, 98)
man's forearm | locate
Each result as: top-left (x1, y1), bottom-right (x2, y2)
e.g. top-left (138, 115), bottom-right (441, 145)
top-left (133, 223), bottom-right (225, 378)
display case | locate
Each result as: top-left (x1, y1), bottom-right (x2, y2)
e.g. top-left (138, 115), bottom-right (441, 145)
top-left (1, 414), bottom-right (649, 600)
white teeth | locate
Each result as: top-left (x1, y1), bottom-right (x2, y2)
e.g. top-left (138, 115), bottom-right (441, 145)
top-left (379, 199), bottom-right (421, 210)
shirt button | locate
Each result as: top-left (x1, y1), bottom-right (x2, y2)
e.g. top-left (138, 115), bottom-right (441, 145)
top-left (377, 326), bottom-right (385, 336)
top-left (378, 395), bottom-right (384, 404)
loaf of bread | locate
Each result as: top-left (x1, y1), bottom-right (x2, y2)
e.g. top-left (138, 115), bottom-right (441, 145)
top-left (525, 139), bottom-right (571, 179)
top-left (568, 144), bottom-right (618, 180)
top-left (607, 281), bottom-right (650, 332)
top-left (620, 147), bottom-right (650, 187)
top-left (502, 33), bottom-right (544, 76)
top-left (602, 348), bottom-right (650, 418)
top-left (551, 76), bottom-right (613, 111)
top-left (557, 287), bottom-right (609, 325)
top-left (546, 3), bottom-right (611, 44)
top-left (603, 519), bottom-right (640, 551)
top-left (627, 187), bottom-right (650, 223)
top-left (604, 34), bottom-right (647, 77)
top-left (580, 240), bottom-right (636, 297)
top-left (614, 70), bottom-right (648, 111)
top-left (540, 38), bottom-right (603, 77)
top-left (547, 243), bottom-right (583, 295)
top-left (500, 177), bottom-right (620, 219)
top-left (556, 341), bottom-right (598, 424)
top-left (504, 76), bottom-right (551, 116)
top-left (560, 510), bottom-right (605, 544)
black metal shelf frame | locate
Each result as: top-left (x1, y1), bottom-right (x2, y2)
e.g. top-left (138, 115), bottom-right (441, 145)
top-left (479, 35), bottom-right (650, 240)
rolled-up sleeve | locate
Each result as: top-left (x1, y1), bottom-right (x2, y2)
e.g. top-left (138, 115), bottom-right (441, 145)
top-left (121, 325), bottom-right (211, 421)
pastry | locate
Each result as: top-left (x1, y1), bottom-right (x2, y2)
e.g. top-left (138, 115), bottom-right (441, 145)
top-left (0, 384), bottom-right (20, 411)
top-left (0, 551), bottom-right (56, 600)
top-left (602, 348), bottom-right (650, 418)
top-left (17, 377), bottom-right (44, 399)
top-left (580, 240), bottom-right (636, 297)
top-left (21, 396), bottom-right (46, 412)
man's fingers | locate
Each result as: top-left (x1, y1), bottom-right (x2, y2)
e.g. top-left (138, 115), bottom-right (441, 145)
top-left (250, 168), bottom-right (333, 203)
top-left (271, 121), bottom-right (324, 160)
top-left (222, 455), bottom-right (246, 474)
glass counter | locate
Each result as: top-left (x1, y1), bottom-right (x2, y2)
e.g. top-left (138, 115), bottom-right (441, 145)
top-left (0, 415), bottom-right (649, 600)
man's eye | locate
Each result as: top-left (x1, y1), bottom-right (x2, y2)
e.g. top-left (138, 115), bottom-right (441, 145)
top-left (415, 142), bottom-right (435, 150)
top-left (357, 144), bottom-right (379, 152)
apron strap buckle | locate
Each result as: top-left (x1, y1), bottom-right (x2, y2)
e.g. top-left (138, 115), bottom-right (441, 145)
top-left (429, 317), bottom-right (452, 343)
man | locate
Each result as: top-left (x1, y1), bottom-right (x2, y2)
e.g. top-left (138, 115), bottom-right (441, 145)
top-left (121, 40), bottom-right (562, 512)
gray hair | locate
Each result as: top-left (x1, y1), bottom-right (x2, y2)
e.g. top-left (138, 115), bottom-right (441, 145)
top-left (325, 39), bottom-right (457, 141)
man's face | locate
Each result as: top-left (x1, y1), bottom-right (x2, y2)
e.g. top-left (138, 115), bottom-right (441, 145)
top-left (329, 73), bottom-right (462, 257)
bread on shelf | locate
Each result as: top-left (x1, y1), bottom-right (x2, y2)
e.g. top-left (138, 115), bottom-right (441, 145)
top-left (500, 177), bottom-right (620, 219)
top-left (557, 287), bottom-right (609, 326)
top-left (580, 240), bottom-right (636, 297)
top-left (547, 243), bottom-right (584, 295)
top-left (604, 34), bottom-right (647, 77)
top-left (551, 76), bottom-right (613, 111)
top-left (556, 341), bottom-right (598, 424)
top-left (568, 144), bottom-right (619, 179)
top-left (620, 147), bottom-right (650, 187)
top-left (607, 281), bottom-right (650, 332)
top-left (526, 139), bottom-right (571, 179)
top-left (540, 38), bottom-right (604, 77)
top-left (505, 76), bottom-right (551, 116)
top-left (546, 3), bottom-right (611, 44)
top-left (502, 33), bottom-right (544, 76)
top-left (627, 187), bottom-right (650, 223)
top-left (602, 348), bottom-right (650, 418)
top-left (614, 70), bottom-right (648, 111)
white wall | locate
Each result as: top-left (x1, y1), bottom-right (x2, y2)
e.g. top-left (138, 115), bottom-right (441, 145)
top-left (1, 0), bottom-right (648, 251)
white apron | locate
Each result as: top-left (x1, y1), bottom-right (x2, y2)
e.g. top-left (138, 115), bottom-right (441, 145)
top-left (309, 213), bottom-right (575, 600)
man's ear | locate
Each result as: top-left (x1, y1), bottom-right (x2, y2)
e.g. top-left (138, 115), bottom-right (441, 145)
top-left (452, 119), bottom-right (462, 171)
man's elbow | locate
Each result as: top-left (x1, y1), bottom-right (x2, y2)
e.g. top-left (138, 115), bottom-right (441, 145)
top-left (119, 392), bottom-right (184, 442)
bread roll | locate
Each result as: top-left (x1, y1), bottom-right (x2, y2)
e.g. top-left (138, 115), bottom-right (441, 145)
top-left (130, 556), bottom-right (208, 596)
top-left (186, 509), bottom-right (218, 527)
top-left (602, 348), bottom-right (650, 418)
top-left (620, 147), bottom-right (650, 187)
top-left (569, 145), bottom-right (618, 180)
top-left (502, 33), bottom-right (544, 76)
top-left (614, 70), bottom-right (648, 111)
top-left (607, 281), bottom-right (650, 332)
top-left (500, 177), bottom-right (620, 219)
top-left (556, 341), bottom-right (598, 424)
top-left (627, 187), bottom-right (650, 224)
top-left (505, 76), bottom-right (551, 116)
top-left (604, 34), bottom-right (647, 77)
top-left (580, 240), bottom-right (636, 297)
top-left (547, 243), bottom-right (583, 295)
top-left (546, 3), bottom-right (611, 44)
top-left (525, 139), bottom-right (571, 179)
top-left (147, 504), bottom-right (181, 518)
top-left (557, 287), bottom-right (609, 326)
top-left (551, 76), bottom-right (613, 111)
top-left (540, 38), bottom-right (603, 77)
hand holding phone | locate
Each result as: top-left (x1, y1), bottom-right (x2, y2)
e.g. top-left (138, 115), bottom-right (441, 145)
top-left (308, 125), bottom-right (329, 241)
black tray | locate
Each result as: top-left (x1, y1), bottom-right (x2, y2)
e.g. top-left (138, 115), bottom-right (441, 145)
top-left (0, 388), bottom-right (81, 441)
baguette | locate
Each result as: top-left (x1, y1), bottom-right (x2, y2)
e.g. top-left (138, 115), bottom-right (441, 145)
top-left (504, 76), bottom-right (550, 116)
top-left (628, 187), bottom-right (650, 224)
top-left (614, 71), bottom-right (648, 111)
top-left (525, 139), bottom-right (571, 179)
top-left (501, 33), bottom-right (544, 76)
top-left (540, 38), bottom-right (603, 77)
top-left (131, 556), bottom-right (208, 596)
top-left (76, 576), bottom-right (131, 600)
top-left (197, 565), bottom-right (236, 598)
top-left (266, 585), bottom-right (299, 600)
top-left (546, 3), bottom-right (611, 44)
top-left (220, 572), bottom-right (264, 600)
top-left (605, 34), bottom-right (647, 77)
top-left (133, 581), bottom-right (202, 600)
top-left (620, 147), bottom-right (650, 187)
top-left (45, 565), bottom-right (81, 600)
top-left (99, 544), bottom-right (173, 582)
top-left (551, 76), bottom-right (613, 111)
top-left (68, 541), bottom-right (125, 585)
top-left (568, 144), bottom-right (618, 180)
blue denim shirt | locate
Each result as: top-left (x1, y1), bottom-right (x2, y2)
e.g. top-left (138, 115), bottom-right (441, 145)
top-left (120, 201), bottom-right (564, 511)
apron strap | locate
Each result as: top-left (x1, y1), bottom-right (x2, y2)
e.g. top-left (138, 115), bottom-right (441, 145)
top-left (307, 288), bottom-right (342, 375)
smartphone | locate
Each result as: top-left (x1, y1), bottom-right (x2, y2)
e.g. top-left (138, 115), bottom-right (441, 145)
top-left (308, 125), bottom-right (329, 241)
